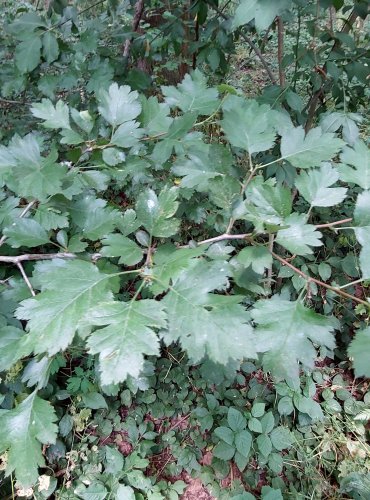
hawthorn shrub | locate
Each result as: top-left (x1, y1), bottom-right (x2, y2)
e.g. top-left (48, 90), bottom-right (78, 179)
top-left (0, 0), bottom-right (369, 498)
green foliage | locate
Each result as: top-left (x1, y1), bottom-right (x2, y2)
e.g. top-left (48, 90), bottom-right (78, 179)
top-left (0, 392), bottom-right (57, 486)
top-left (0, 0), bottom-right (369, 497)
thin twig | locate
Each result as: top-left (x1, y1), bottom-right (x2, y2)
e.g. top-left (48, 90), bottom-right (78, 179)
top-left (210, 5), bottom-right (276, 84)
top-left (16, 262), bottom-right (36, 296)
top-left (197, 233), bottom-right (252, 246)
top-left (270, 251), bottom-right (370, 308)
top-left (304, 8), bottom-right (360, 131)
top-left (277, 17), bottom-right (285, 87)
top-left (266, 234), bottom-right (275, 291)
top-left (315, 218), bottom-right (352, 229)
top-left (0, 200), bottom-right (37, 248)
top-left (0, 98), bottom-right (31, 106)
top-left (339, 278), bottom-right (367, 290)
top-left (123, 0), bottom-right (145, 59)
top-left (185, 218), bottom-right (353, 248)
top-left (0, 252), bottom-right (78, 264)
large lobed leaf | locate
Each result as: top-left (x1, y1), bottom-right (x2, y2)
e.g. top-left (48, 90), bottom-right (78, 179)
top-left (338, 141), bottom-right (370, 190)
top-left (280, 126), bottom-right (344, 169)
top-left (159, 260), bottom-right (256, 364)
top-left (252, 296), bottom-right (337, 383)
top-left (97, 82), bottom-right (141, 127)
top-left (232, 0), bottom-right (292, 32)
top-left (295, 164), bottom-right (347, 208)
top-left (85, 300), bottom-right (166, 385)
top-left (0, 134), bottom-right (67, 201)
top-left (222, 96), bottom-right (276, 154)
top-left (348, 328), bottom-right (370, 378)
top-left (16, 260), bottom-right (113, 355)
top-left (162, 70), bottom-right (219, 116)
top-left (353, 190), bottom-right (370, 278)
top-left (136, 186), bottom-right (180, 238)
top-left (0, 392), bottom-right (58, 486)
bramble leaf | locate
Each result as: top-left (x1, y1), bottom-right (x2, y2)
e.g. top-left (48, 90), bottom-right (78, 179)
top-left (252, 296), bottom-right (337, 382)
top-left (86, 300), bottom-right (166, 385)
top-left (0, 392), bottom-right (57, 487)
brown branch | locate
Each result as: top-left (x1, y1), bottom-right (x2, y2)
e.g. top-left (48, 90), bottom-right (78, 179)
top-left (277, 17), bottom-right (285, 87)
top-left (123, 0), bottom-right (145, 59)
top-left (197, 233), bottom-right (252, 246)
top-left (304, 8), bottom-right (360, 131)
top-left (210, 5), bottom-right (277, 84)
top-left (184, 218), bottom-right (353, 248)
top-left (0, 98), bottom-right (31, 106)
top-left (270, 251), bottom-right (370, 308)
top-left (315, 218), bottom-right (352, 229)
top-left (0, 252), bottom-right (79, 264)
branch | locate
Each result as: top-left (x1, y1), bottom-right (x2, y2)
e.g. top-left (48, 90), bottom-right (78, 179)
top-left (304, 8), bottom-right (361, 131)
top-left (266, 234), bottom-right (275, 291)
top-left (210, 5), bottom-right (277, 84)
top-left (16, 262), bottom-right (36, 296)
top-left (197, 233), bottom-right (252, 246)
top-left (184, 218), bottom-right (353, 248)
top-left (0, 98), bottom-right (31, 106)
top-left (277, 17), bottom-right (285, 87)
top-left (270, 250), bottom-right (370, 308)
top-left (315, 218), bottom-right (352, 229)
top-left (123, 0), bottom-right (145, 59)
top-left (0, 252), bottom-right (79, 264)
